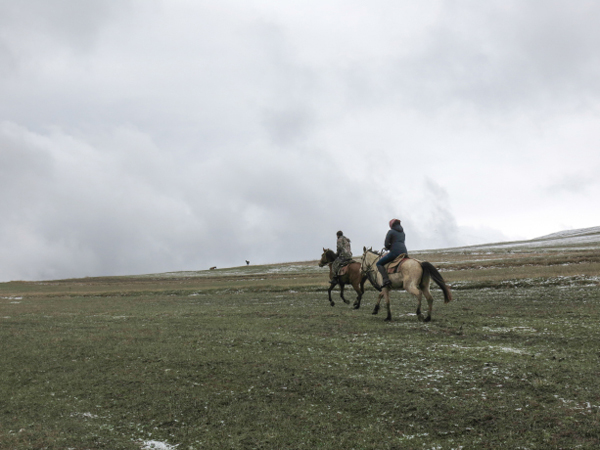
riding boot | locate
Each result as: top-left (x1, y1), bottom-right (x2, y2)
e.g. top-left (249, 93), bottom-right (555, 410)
top-left (377, 265), bottom-right (392, 287)
top-left (330, 276), bottom-right (339, 287)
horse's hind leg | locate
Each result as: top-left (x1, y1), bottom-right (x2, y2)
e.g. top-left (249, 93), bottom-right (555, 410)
top-left (422, 283), bottom-right (434, 322)
top-left (339, 283), bottom-right (350, 304)
top-left (353, 291), bottom-right (362, 309)
top-left (406, 282), bottom-right (424, 321)
top-left (384, 288), bottom-right (392, 321)
top-left (352, 280), bottom-right (362, 309)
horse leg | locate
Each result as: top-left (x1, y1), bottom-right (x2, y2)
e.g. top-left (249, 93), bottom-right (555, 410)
top-left (422, 282), bottom-right (434, 322)
top-left (350, 274), bottom-right (362, 309)
top-left (352, 285), bottom-right (362, 309)
top-left (406, 282), bottom-right (424, 321)
top-left (328, 280), bottom-right (338, 307)
top-left (384, 288), bottom-right (392, 321)
top-left (339, 282), bottom-right (350, 304)
top-left (353, 292), bottom-right (362, 309)
top-left (353, 274), bottom-right (368, 309)
top-left (360, 275), bottom-right (367, 294)
top-left (372, 291), bottom-right (384, 315)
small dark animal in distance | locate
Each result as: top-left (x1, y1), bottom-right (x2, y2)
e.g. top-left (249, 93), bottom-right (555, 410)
top-left (210, 266), bottom-right (217, 270)
top-left (246, 260), bottom-right (250, 265)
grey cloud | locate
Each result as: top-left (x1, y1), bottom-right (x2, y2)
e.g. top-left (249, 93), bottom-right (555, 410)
top-left (1, 1), bottom-right (598, 281)
top-left (0, 0), bottom-right (130, 54)
top-left (262, 108), bottom-right (315, 146)
top-left (544, 172), bottom-right (598, 196)
top-left (0, 122), bottom-right (388, 280)
top-left (346, 1), bottom-right (600, 114)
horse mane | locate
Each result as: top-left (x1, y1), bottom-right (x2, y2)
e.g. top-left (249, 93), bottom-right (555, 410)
top-left (324, 249), bottom-right (337, 261)
top-left (364, 247), bottom-right (382, 257)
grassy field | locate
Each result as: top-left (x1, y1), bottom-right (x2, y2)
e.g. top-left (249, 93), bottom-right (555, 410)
top-left (1, 241), bottom-right (600, 449)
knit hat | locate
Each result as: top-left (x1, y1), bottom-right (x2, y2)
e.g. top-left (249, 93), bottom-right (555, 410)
top-left (389, 219), bottom-right (400, 228)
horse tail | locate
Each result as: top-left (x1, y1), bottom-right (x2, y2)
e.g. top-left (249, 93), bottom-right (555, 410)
top-left (421, 261), bottom-right (452, 303)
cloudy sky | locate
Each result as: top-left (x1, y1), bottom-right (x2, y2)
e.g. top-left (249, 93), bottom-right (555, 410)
top-left (1, 0), bottom-right (599, 281)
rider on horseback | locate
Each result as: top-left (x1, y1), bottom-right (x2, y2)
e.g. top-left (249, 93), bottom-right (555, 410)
top-left (376, 219), bottom-right (408, 287)
top-left (331, 230), bottom-right (353, 286)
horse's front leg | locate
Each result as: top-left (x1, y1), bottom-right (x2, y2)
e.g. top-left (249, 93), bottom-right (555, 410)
top-left (372, 291), bottom-right (384, 315)
top-left (328, 280), bottom-right (338, 307)
top-left (354, 275), bottom-right (367, 309)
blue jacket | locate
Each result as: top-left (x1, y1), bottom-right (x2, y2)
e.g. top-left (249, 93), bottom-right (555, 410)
top-left (384, 222), bottom-right (407, 256)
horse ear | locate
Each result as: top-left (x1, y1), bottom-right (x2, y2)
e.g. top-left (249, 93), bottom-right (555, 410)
top-left (363, 246), bottom-right (366, 252)
top-left (323, 247), bottom-right (326, 252)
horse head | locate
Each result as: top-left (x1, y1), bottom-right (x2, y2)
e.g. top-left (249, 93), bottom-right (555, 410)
top-left (361, 247), bottom-right (376, 269)
top-left (319, 248), bottom-right (336, 267)
top-left (361, 247), bottom-right (383, 291)
top-left (319, 249), bottom-right (329, 267)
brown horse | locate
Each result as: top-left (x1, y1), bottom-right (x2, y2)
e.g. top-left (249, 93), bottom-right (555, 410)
top-left (319, 248), bottom-right (367, 308)
top-left (361, 247), bottom-right (452, 322)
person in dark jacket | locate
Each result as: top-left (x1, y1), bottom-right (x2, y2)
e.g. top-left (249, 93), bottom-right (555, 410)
top-left (376, 219), bottom-right (408, 287)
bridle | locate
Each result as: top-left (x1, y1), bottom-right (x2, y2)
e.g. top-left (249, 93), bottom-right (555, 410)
top-left (318, 250), bottom-right (335, 268)
top-left (361, 249), bottom-right (383, 291)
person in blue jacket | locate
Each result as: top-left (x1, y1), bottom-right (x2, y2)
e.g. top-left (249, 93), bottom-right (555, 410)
top-left (376, 219), bottom-right (408, 287)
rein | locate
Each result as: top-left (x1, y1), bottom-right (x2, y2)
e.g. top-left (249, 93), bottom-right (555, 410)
top-left (362, 250), bottom-right (383, 291)
top-left (319, 249), bottom-right (336, 267)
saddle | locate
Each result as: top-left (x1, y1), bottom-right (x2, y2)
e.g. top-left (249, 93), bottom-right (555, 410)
top-left (385, 253), bottom-right (409, 274)
top-left (338, 257), bottom-right (360, 276)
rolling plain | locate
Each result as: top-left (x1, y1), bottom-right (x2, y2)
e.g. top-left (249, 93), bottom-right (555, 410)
top-left (1, 228), bottom-right (600, 449)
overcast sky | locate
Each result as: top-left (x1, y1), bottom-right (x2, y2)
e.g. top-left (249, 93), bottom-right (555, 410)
top-left (1, 0), bottom-right (599, 281)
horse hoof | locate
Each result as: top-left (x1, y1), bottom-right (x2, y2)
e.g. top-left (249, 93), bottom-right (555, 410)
top-left (330, 302), bottom-right (335, 307)
top-left (424, 316), bottom-right (432, 322)
top-left (353, 304), bottom-right (360, 310)
top-left (417, 314), bottom-right (424, 322)
top-left (385, 316), bottom-right (392, 322)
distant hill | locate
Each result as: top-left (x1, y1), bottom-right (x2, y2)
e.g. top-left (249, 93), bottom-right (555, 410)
top-left (421, 226), bottom-right (600, 253)
top-left (533, 226), bottom-right (600, 243)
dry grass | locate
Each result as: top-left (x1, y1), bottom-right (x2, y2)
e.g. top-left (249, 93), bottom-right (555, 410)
top-left (1, 243), bottom-right (600, 449)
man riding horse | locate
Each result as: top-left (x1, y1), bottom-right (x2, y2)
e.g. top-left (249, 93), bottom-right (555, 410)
top-left (330, 230), bottom-right (353, 288)
top-left (377, 219), bottom-right (408, 288)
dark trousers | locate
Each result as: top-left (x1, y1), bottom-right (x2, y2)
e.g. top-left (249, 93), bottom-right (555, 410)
top-left (377, 251), bottom-right (401, 268)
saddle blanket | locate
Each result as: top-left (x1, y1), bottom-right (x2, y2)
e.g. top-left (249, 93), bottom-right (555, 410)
top-left (338, 258), bottom-right (360, 276)
top-left (386, 253), bottom-right (409, 274)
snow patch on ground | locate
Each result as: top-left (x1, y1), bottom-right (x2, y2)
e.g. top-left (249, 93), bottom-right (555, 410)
top-left (140, 440), bottom-right (179, 450)
top-left (70, 412), bottom-right (99, 419)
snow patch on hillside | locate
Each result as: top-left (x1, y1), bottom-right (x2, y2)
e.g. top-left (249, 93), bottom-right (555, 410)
top-left (426, 226), bottom-right (600, 253)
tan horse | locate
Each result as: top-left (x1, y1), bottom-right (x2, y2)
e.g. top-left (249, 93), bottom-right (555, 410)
top-left (361, 247), bottom-right (452, 322)
top-left (319, 248), bottom-right (367, 308)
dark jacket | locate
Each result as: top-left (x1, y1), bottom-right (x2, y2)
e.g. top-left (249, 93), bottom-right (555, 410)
top-left (384, 222), bottom-right (407, 256)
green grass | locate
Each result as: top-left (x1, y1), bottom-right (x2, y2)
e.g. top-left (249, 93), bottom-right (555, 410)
top-left (2, 254), bottom-right (600, 449)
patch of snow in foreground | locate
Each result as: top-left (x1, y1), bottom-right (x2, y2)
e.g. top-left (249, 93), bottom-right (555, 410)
top-left (496, 346), bottom-right (529, 355)
top-left (140, 440), bottom-right (179, 450)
